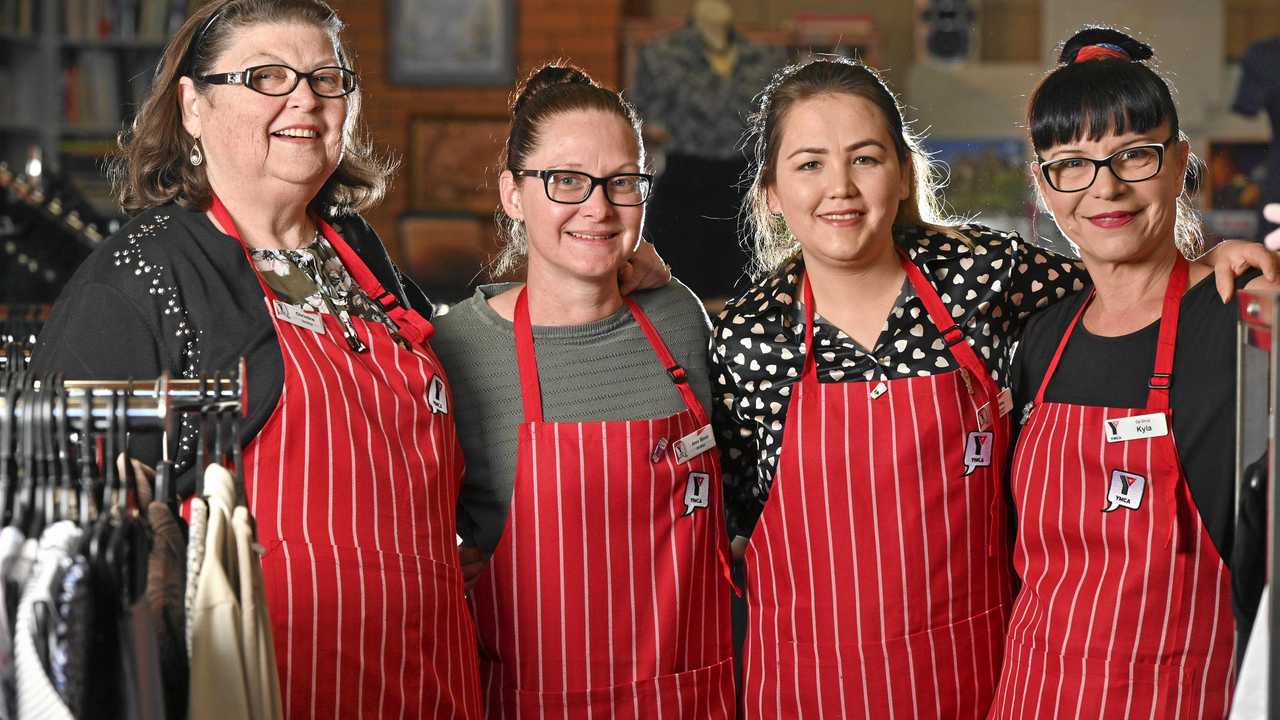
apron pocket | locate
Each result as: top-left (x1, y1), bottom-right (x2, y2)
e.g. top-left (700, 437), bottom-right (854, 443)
top-left (513, 656), bottom-right (735, 718)
top-left (778, 604), bottom-right (1008, 719)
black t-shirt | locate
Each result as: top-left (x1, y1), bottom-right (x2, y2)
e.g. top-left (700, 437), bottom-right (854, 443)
top-left (31, 203), bottom-right (431, 497)
top-left (1010, 270), bottom-right (1264, 639)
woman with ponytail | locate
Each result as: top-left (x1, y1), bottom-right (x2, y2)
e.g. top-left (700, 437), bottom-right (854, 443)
top-left (432, 63), bottom-right (737, 718)
top-left (988, 27), bottom-right (1273, 718)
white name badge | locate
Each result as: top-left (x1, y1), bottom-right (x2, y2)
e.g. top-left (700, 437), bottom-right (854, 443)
top-left (273, 300), bottom-right (325, 334)
top-left (1103, 412), bottom-right (1169, 443)
top-left (673, 424), bottom-right (716, 464)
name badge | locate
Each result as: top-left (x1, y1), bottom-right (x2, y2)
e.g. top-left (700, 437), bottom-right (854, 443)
top-left (1103, 412), bottom-right (1168, 443)
top-left (997, 387), bottom-right (1014, 417)
top-left (273, 300), bottom-right (325, 334)
top-left (673, 424), bottom-right (716, 464)
top-left (976, 403), bottom-right (993, 431)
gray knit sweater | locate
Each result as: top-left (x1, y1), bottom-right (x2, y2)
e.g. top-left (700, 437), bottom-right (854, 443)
top-left (432, 281), bottom-right (713, 554)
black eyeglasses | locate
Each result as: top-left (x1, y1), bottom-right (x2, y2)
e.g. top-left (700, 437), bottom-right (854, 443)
top-left (198, 64), bottom-right (357, 98)
top-left (512, 169), bottom-right (654, 206)
top-left (1038, 138), bottom-right (1175, 193)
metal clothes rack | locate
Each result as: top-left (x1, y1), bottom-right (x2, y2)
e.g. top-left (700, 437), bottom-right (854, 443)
top-left (1238, 288), bottom-right (1280, 718)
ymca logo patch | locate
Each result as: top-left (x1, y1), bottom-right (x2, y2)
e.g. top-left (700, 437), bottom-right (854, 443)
top-left (427, 374), bottom-right (449, 415)
top-left (682, 472), bottom-right (710, 517)
top-left (1103, 469), bottom-right (1146, 512)
top-left (961, 431), bottom-right (993, 477)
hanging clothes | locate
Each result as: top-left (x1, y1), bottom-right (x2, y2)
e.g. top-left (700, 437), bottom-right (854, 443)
top-left (208, 195), bottom-right (482, 720)
top-left (988, 256), bottom-right (1236, 718)
top-left (468, 288), bottom-right (737, 718)
top-left (739, 251), bottom-right (1014, 719)
top-left (13, 521), bottom-right (81, 720)
top-left (188, 463), bottom-right (281, 720)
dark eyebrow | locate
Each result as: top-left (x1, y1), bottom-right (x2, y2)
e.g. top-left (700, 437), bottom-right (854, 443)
top-left (786, 139), bottom-right (887, 160)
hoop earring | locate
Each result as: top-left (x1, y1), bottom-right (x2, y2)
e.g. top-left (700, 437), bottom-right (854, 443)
top-left (189, 143), bottom-right (204, 167)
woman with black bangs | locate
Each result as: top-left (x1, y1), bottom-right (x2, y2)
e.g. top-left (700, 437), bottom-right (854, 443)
top-left (988, 27), bottom-right (1272, 718)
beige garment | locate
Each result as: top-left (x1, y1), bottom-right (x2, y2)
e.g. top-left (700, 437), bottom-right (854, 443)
top-left (184, 496), bottom-right (208, 658)
top-left (232, 506), bottom-right (282, 720)
top-left (188, 464), bottom-right (282, 720)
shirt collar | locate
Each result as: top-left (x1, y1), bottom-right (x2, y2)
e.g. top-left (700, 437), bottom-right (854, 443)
top-left (727, 224), bottom-right (975, 321)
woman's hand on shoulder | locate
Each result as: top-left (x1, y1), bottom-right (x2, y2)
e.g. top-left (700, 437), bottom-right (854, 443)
top-left (1200, 238), bottom-right (1280, 303)
top-left (619, 240), bottom-right (672, 295)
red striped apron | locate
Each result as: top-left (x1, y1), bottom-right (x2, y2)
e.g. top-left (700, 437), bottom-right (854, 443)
top-left (989, 255), bottom-right (1236, 719)
top-left (209, 196), bottom-right (483, 719)
top-left (468, 288), bottom-right (737, 718)
top-left (741, 252), bottom-right (1015, 719)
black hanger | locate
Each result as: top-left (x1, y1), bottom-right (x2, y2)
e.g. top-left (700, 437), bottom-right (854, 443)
top-left (0, 368), bottom-right (20, 527)
top-left (51, 374), bottom-right (74, 523)
top-left (76, 387), bottom-right (95, 527)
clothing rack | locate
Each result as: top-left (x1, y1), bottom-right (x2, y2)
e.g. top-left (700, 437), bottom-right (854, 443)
top-left (1, 362), bottom-right (246, 431)
top-left (1236, 287), bottom-right (1279, 718)
top-left (0, 360), bottom-right (257, 719)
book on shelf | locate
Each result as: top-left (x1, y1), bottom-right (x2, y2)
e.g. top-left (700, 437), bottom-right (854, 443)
top-left (62, 0), bottom-right (187, 41)
top-left (0, 0), bottom-right (36, 35)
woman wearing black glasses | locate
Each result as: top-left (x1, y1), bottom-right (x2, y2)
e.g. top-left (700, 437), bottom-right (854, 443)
top-left (431, 63), bottom-right (737, 717)
top-left (987, 27), bottom-right (1275, 718)
top-left (32, 2), bottom-right (489, 717)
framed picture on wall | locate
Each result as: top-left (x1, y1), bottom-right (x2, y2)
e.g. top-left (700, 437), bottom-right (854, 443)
top-left (387, 0), bottom-right (517, 86)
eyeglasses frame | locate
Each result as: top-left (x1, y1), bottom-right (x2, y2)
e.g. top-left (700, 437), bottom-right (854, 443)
top-left (197, 64), bottom-right (358, 98)
top-left (1036, 136), bottom-right (1179, 193)
top-left (511, 169), bottom-right (655, 207)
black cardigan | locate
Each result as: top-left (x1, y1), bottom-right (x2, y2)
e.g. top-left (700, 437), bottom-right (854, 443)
top-left (31, 203), bottom-right (432, 496)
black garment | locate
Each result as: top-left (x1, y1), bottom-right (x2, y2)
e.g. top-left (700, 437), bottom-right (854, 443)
top-left (712, 224), bottom-right (1088, 538)
top-left (30, 204), bottom-right (430, 498)
top-left (1233, 36), bottom-right (1280, 240)
top-left (646, 153), bottom-right (751, 300)
top-left (1010, 269), bottom-right (1264, 636)
top-left (630, 24), bottom-right (786, 160)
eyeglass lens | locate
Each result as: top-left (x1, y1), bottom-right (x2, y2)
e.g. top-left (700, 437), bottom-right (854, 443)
top-left (249, 65), bottom-right (354, 97)
top-left (545, 172), bottom-right (651, 205)
top-left (1046, 146), bottom-right (1162, 192)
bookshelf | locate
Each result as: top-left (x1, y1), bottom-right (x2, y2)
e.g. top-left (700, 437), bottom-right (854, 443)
top-left (0, 1), bottom-right (189, 217)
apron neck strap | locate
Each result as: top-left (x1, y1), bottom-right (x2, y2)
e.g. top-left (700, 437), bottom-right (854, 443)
top-left (513, 288), bottom-right (544, 424)
top-left (898, 249), bottom-right (998, 394)
top-left (799, 250), bottom-right (998, 393)
top-left (209, 193), bottom-right (434, 345)
top-left (513, 288), bottom-right (711, 426)
top-left (1033, 253), bottom-right (1189, 410)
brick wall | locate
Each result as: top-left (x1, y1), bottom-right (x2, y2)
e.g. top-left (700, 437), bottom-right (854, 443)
top-left (329, 0), bottom-right (624, 264)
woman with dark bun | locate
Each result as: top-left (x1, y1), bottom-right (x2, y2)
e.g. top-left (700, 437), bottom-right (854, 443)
top-left (432, 63), bottom-right (736, 717)
top-left (988, 28), bottom-right (1272, 718)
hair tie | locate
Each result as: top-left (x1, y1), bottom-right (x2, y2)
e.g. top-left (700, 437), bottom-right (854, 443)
top-left (1074, 43), bottom-right (1131, 64)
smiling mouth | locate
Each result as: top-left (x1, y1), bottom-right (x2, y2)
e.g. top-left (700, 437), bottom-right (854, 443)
top-left (818, 210), bottom-right (866, 225)
top-left (272, 128), bottom-right (319, 139)
top-left (1086, 211), bottom-right (1138, 228)
top-left (566, 230), bottom-right (619, 241)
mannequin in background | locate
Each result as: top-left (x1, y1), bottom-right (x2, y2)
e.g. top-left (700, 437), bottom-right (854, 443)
top-left (631, 0), bottom-right (785, 311)
top-left (1233, 36), bottom-right (1280, 242)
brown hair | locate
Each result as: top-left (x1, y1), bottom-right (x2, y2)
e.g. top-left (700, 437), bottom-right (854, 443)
top-left (743, 56), bottom-right (965, 278)
top-left (493, 62), bottom-right (645, 276)
top-left (110, 0), bottom-right (395, 217)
